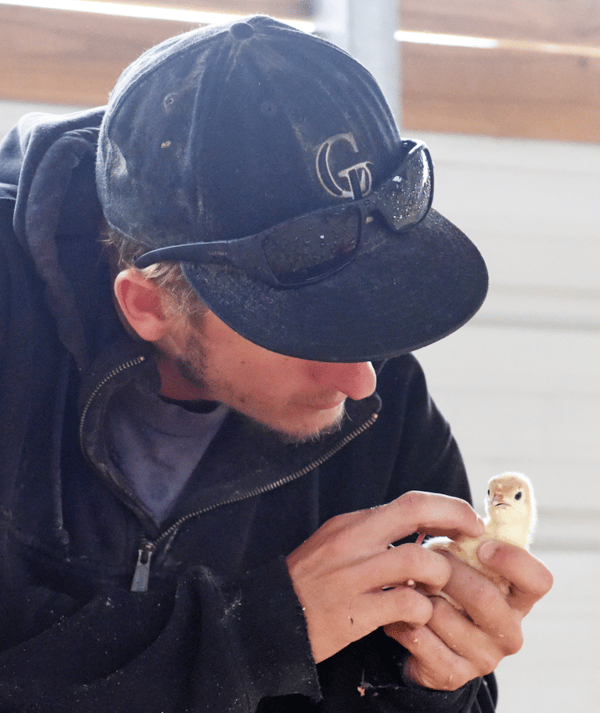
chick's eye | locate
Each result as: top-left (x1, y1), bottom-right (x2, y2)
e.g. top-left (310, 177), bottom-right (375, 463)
top-left (515, 491), bottom-right (523, 500)
top-left (487, 489), bottom-right (490, 496)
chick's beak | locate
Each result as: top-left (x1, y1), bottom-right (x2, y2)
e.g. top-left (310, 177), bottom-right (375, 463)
top-left (491, 491), bottom-right (509, 508)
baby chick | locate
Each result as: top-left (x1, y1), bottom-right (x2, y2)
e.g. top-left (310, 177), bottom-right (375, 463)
top-left (425, 472), bottom-right (536, 599)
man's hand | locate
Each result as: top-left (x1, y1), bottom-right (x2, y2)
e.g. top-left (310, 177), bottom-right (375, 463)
top-left (385, 540), bottom-right (553, 690)
top-left (286, 491), bottom-right (485, 664)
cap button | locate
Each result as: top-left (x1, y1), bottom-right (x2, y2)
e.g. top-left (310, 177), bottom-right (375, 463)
top-left (230, 22), bottom-right (254, 40)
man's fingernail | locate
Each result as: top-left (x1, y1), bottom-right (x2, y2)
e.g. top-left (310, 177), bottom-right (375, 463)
top-left (478, 540), bottom-right (499, 560)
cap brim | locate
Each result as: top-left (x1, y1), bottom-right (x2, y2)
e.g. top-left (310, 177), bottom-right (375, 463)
top-left (181, 208), bottom-right (488, 362)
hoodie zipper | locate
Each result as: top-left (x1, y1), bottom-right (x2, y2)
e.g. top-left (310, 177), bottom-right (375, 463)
top-left (130, 411), bottom-right (379, 592)
top-left (79, 355), bottom-right (147, 453)
top-left (78, 356), bottom-right (379, 593)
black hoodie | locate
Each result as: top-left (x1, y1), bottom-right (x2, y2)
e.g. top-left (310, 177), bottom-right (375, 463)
top-left (0, 109), bottom-right (496, 712)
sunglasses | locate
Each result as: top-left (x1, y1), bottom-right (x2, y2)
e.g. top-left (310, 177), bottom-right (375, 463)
top-left (134, 139), bottom-right (434, 288)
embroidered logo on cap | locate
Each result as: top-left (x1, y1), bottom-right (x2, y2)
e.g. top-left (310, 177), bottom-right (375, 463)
top-left (316, 133), bottom-right (373, 199)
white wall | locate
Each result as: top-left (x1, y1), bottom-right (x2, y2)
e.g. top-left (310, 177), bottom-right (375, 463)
top-left (413, 131), bottom-right (600, 713)
top-left (2, 101), bottom-right (599, 711)
top-left (0, 101), bottom-right (88, 137)
top-left (415, 131), bottom-right (600, 550)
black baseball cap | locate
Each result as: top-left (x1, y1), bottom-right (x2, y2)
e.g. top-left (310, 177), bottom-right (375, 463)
top-left (97, 15), bottom-right (487, 362)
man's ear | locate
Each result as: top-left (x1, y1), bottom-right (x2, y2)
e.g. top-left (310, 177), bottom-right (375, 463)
top-left (113, 269), bottom-right (171, 343)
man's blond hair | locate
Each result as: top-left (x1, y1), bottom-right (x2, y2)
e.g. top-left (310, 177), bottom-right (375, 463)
top-left (101, 222), bottom-right (208, 321)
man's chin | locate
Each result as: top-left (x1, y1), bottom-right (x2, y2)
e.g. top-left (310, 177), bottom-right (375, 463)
top-left (248, 406), bottom-right (347, 445)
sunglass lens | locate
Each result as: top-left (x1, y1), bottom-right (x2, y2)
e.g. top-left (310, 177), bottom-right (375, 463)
top-left (262, 209), bottom-right (360, 286)
top-left (377, 147), bottom-right (433, 231)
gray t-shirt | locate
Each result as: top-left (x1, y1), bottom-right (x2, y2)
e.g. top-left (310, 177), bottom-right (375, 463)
top-left (106, 382), bottom-right (229, 524)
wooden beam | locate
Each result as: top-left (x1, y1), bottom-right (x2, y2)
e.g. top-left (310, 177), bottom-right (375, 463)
top-left (86, 0), bottom-right (600, 44)
top-left (110, 0), bottom-right (314, 20)
top-left (1, 5), bottom-right (197, 106)
top-left (401, 42), bottom-right (600, 143)
top-left (401, 0), bottom-right (600, 46)
top-left (0, 3), bottom-right (314, 107)
top-left (3, 3), bottom-right (600, 143)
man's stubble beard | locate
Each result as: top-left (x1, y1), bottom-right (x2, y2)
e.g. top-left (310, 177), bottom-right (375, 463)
top-left (171, 328), bottom-right (347, 445)
top-left (262, 406), bottom-right (346, 445)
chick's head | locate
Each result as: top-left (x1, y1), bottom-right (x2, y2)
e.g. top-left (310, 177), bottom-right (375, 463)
top-left (485, 472), bottom-right (536, 547)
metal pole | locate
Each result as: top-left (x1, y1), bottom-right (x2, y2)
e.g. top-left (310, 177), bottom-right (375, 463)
top-left (313, 0), bottom-right (402, 130)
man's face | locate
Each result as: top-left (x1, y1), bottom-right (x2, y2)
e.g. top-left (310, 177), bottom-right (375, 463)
top-left (157, 310), bottom-right (377, 442)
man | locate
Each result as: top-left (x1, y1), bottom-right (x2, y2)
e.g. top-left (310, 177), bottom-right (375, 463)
top-left (0, 14), bottom-right (551, 712)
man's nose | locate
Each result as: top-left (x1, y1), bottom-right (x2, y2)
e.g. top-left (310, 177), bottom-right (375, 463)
top-left (311, 361), bottom-right (377, 402)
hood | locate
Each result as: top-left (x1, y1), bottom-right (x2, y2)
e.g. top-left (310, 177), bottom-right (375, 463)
top-left (0, 107), bottom-right (119, 372)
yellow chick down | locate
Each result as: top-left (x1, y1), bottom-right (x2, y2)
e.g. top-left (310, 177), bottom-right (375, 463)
top-left (425, 472), bottom-right (536, 598)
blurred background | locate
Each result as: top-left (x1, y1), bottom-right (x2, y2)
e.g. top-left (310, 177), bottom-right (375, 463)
top-left (1, 0), bottom-right (598, 709)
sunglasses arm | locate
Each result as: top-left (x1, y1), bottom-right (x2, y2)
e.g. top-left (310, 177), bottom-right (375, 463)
top-left (133, 235), bottom-right (282, 287)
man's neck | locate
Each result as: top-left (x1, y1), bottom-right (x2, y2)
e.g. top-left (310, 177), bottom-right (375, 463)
top-left (156, 353), bottom-right (212, 401)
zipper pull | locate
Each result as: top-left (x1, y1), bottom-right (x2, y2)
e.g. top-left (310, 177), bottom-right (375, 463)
top-left (131, 541), bottom-right (155, 592)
